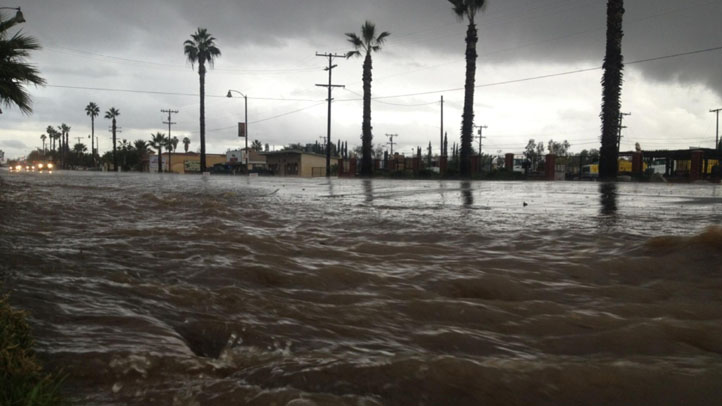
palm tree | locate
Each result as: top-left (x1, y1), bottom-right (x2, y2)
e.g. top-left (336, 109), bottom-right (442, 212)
top-left (73, 143), bottom-right (87, 154)
top-left (599, 0), bottom-right (625, 180)
top-left (165, 135), bottom-right (179, 173)
top-left (58, 123), bottom-right (70, 169)
top-left (346, 21), bottom-right (390, 177)
top-left (40, 133), bottom-right (46, 154)
top-left (150, 132), bottom-right (166, 173)
top-left (0, 11), bottom-right (45, 114)
top-left (182, 136), bottom-right (191, 153)
top-left (184, 28), bottom-right (221, 173)
top-left (46, 126), bottom-right (56, 152)
top-left (448, 0), bottom-right (487, 177)
top-left (85, 102), bottom-right (100, 163)
top-left (133, 139), bottom-right (149, 172)
top-left (104, 107), bottom-right (120, 172)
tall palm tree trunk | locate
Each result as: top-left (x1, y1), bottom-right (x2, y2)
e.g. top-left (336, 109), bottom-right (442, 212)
top-left (599, 0), bottom-right (625, 180)
top-left (112, 120), bottom-right (118, 172)
top-left (62, 131), bottom-right (66, 169)
top-left (90, 116), bottom-right (95, 165)
top-left (158, 147), bottom-right (163, 173)
top-left (199, 61), bottom-right (207, 173)
top-left (361, 53), bottom-right (373, 176)
top-left (460, 20), bottom-right (478, 177)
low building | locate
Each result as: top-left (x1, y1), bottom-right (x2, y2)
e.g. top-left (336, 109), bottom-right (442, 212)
top-left (227, 149), bottom-right (267, 171)
top-left (264, 150), bottom-right (338, 177)
top-left (149, 152), bottom-right (227, 174)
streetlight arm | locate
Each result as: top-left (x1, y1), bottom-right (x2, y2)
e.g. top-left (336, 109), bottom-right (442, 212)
top-left (226, 89), bottom-right (246, 98)
top-left (227, 89), bottom-right (249, 174)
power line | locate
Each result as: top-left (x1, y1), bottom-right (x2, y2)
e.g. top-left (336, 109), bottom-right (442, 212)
top-left (44, 46), bottom-right (323, 73)
top-left (336, 44), bottom-right (722, 102)
top-left (44, 84), bottom-right (322, 102)
top-left (43, 44), bottom-right (722, 110)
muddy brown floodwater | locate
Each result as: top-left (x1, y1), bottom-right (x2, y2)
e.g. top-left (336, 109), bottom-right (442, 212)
top-left (1, 170), bottom-right (722, 405)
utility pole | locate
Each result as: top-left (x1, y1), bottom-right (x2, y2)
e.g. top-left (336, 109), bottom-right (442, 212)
top-left (710, 108), bottom-right (721, 151)
top-left (618, 112), bottom-right (631, 151)
top-left (74, 136), bottom-right (83, 145)
top-left (316, 52), bottom-right (345, 177)
top-left (474, 125), bottom-right (487, 157)
top-left (440, 95), bottom-right (444, 157)
top-left (386, 133), bottom-right (398, 156)
top-left (162, 109), bottom-right (179, 173)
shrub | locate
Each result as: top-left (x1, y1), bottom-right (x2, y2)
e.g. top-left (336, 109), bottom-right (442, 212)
top-left (0, 296), bottom-right (66, 406)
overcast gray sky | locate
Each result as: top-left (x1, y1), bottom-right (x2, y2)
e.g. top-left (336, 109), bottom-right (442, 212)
top-left (2, 0), bottom-right (721, 159)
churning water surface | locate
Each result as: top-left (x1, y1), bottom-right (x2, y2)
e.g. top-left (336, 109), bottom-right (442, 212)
top-left (1, 170), bottom-right (722, 405)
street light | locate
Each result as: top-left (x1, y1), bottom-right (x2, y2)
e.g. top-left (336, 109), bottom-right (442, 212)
top-left (226, 89), bottom-right (248, 174)
top-left (0, 7), bottom-right (24, 23)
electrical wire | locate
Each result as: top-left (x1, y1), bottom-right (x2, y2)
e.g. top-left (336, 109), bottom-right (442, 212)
top-left (336, 44), bottom-right (722, 102)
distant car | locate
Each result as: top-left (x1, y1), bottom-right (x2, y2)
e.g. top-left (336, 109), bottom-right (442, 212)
top-left (36, 162), bottom-right (54, 172)
top-left (210, 163), bottom-right (233, 174)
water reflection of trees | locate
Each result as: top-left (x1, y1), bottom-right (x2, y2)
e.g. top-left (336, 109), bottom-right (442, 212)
top-left (362, 179), bottom-right (373, 203)
top-left (461, 181), bottom-right (473, 206)
top-left (599, 182), bottom-right (618, 217)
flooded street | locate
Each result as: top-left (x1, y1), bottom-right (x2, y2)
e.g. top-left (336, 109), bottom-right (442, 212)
top-left (1, 170), bottom-right (722, 405)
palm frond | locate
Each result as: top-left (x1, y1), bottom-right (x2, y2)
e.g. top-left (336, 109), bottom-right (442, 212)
top-left (448, 0), bottom-right (467, 19)
top-left (345, 50), bottom-right (361, 59)
top-left (361, 21), bottom-right (376, 45)
top-left (346, 33), bottom-right (364, 49)
top-left (375, 31), bottom-right (390, 45)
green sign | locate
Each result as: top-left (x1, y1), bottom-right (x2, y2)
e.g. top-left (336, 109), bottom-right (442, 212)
top-left (184, 160), bottom-right (200, 173)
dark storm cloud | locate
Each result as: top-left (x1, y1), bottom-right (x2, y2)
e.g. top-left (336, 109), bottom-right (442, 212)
top-left (22, 0), bottom-right (722, 96)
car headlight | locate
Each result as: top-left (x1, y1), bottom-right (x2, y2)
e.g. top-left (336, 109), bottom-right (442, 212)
top-left (38, 163), bottom-right (44, 169)
top-left (47, 163), bottom-right (54, 169)
top-left (15, 165), bottom-right (22, 171)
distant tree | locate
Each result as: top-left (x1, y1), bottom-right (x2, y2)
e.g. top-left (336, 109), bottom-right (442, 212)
top-left (448, 0), bottom-right (487, 177)
top-left (184, 28), bottom-right (221, 173)
top-left (374, 144), bottom-right (384, 159)
top-left (589, 148), bottom-right (600, 163)
top-left (149, 132), bottom-right (166, 173)
top-left (40, 133), bottom-right (46, 153)
top-left (346, 21), bottom-right (390, 177)
top-left (547, 139), bottom-right (571, 156)
top-left (104, 108), bottom-right (120, 171)
top-left (58, 123), bottom-right (70, 169)
top-left (536, 141), bottom-right (545, 159)
top-left (264, 143), bottom-right (269, 152)
top-left (427, 142), bottom-right (432, 166)
top-left (73, 143), bottom-right (87, 154)
top-left (0, 11), bottom-right (45, 114)
top-left (599, 0), bottom-right (625, 180)
top-left (133, 139), bottom-right (149, 171)
top-left (46, 126), bottom-right (57, 152)
top-left (251, 139), bottom-right (262, 151)
top-left (182, 136), bottom-right (191, 153)
top-left (284, 143), bottom-right (304, 151)
top-left (85, 102), bottom-right (100, 161)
